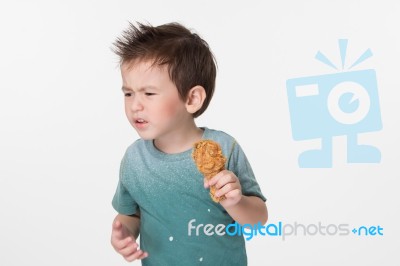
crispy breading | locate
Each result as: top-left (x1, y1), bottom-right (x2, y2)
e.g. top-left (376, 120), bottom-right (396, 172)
top-left (192, 140), bottom-right (227, 202)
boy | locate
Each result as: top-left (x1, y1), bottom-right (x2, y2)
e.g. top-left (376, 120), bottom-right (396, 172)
top-left (110, 22), bottom-right (268, 265)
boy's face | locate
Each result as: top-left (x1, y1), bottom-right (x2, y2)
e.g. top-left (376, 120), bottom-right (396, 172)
top-left (121, 60), bottom-right (190, 141)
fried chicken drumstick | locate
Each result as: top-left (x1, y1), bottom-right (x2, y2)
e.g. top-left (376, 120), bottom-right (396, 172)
top-left (192, 140), bottom-right (227, 202)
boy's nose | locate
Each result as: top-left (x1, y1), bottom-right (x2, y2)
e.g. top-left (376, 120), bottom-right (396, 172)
top-left (130, 97), bottom-right (144, 111)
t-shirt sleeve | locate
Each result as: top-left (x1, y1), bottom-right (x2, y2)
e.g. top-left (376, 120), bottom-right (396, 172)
top-left (112, 153), bottom-right (139, 215)
top-left (227, 140), bottom-right (267, 202)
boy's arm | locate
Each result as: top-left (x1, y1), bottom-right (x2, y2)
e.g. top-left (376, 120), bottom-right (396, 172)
top-left (224, 195), bottom-right (268, 225)
top-left (111, 212), bottom-right (148, 261)
top-left (115, 213), bottom-right (141, 238)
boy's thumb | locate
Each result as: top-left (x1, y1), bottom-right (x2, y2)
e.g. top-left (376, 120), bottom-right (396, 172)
top-left (113, 219), bottom-right (122, 229)
top-left (204, 178), bottom-right (209, 188)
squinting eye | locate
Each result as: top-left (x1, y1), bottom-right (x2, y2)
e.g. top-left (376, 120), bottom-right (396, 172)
top-left (145, 93), bottom-right (156, 96)
top-left (124, 93), bottom-right (132, 97)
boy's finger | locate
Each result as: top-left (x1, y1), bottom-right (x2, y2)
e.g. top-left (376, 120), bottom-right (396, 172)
top-left (112, 235), bottom-right (134, 250)
top-left (119, 240), bottom-right (139, 256)
top-left (224, 189), bottom-right (241, 199)
top-left (113, 219), bottom-right (121, 229)
top-left (216, 174), bottom-right (236, 189)
top-left (208, 171), bottom-right (224, 186)
top-left (111, 222), bottom-right (123, 240)
top-left (203, 178), bottom-right (209, 188)
top-left (215, 182), bottom-right (234, 197)
top-left (124, 249), bottom-right (148, 262)
top-left (137, 251), bottom-right (149, 260)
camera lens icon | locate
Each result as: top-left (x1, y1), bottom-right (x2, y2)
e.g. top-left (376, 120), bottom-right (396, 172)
top-left (327, 81), bottom-right (370, 125)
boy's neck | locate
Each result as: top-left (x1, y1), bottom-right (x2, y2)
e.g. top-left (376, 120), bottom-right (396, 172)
top-left (153, 122), bottom-right (204, 154)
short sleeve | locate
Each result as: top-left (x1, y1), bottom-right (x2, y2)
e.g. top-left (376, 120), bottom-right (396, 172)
top-left (227, 140), bottom-right (267, 202)
top-left (111, 154), bottom-right (139, 215)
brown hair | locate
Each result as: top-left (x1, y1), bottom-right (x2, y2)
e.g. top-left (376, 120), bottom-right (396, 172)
top-left (112, 22), bottom-right (217, 117)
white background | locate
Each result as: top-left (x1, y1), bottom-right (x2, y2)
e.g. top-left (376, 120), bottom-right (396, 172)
top-left (1, 0), bottom-right (399, 265)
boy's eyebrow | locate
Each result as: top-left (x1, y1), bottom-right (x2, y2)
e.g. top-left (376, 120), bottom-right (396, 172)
top-left (121, 86), bottom-right (132, 92)
top-left (121, 86), bottom-right (158, 92)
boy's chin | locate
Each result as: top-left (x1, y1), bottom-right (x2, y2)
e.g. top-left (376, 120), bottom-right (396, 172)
top-left (135, 132), bottom-right (154, 141)
top-left (140, 136), bottom-right (153, 140)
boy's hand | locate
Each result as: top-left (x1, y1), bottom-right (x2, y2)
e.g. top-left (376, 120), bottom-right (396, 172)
top-left (204, 170), bottom-right (242, 208)
top-left (111, 219), bottom-right (148, 262)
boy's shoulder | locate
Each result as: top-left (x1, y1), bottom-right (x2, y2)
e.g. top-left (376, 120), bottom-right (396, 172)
top-left (123, 138), bottom-right (147, 159)
top-left (203, 127), bottom-right (238, 155)
top-left (204, 127), bottom-right (235, 143)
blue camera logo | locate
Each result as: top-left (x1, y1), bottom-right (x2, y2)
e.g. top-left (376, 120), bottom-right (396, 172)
top-left (286, 39), bottom-right (382, 168)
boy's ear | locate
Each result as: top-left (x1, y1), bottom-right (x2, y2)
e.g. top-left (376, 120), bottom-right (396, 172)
top-left (185, 85), bottom-right (206, 114)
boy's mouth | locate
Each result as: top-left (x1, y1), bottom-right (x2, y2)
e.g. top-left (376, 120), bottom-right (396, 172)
top-left (135, 118), bottom-right (148, 126)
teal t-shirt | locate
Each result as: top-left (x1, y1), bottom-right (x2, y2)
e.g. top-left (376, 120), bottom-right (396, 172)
top-left (112, 128), bottom-right (266, 266)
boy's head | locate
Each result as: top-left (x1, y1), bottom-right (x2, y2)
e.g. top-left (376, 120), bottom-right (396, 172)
top-left (113, 22), bottom-right (217, 118)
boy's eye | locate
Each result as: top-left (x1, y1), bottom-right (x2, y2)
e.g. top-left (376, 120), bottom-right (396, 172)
top-left (145, 92), bottom-right (156, 96)
top-left (124, 93), bottom-right (132, 97)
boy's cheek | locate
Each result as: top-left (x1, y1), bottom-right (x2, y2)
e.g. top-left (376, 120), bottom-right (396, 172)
top-left (159, 102), bottom-right (186, 117)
